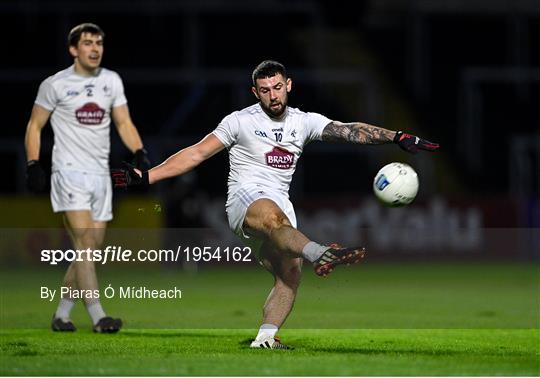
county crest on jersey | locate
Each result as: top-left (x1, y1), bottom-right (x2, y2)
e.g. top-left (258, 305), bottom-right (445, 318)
top-left (212, 103), bottom-right (331, 197)
top-left (34, 65), bottom-right (127, 174)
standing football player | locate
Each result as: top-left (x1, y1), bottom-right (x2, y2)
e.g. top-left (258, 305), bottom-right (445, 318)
top-left (112, 60), bottom-right (438, 347)
top-left (24, 23), bottom-right (151, 333)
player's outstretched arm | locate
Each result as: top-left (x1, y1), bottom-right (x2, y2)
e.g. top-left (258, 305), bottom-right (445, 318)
top-left (321, 121), bottom-right (439, 154)
top-left (24, 104), bottom-right (51, 192)
top-left (112, 104), bottom-right (151, 170)
top-left (149, 133), bottom-right (225, 183)
top-left (111, 133), bottom-right (225, 189)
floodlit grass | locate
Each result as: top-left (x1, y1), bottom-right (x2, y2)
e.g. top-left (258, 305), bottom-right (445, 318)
top-left (1, 263), bottom-right (539, 375)
top-left (1, 329), bottom-right (538, 376)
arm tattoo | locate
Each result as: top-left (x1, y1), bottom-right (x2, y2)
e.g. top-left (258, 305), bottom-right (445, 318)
top-left (321, 121), bottom-right (396, 144)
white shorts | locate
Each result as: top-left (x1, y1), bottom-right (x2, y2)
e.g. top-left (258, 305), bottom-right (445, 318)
top-left (226, 184), bottom-right (297, 255)
top-left (50, 170), bottom-right (113, 222)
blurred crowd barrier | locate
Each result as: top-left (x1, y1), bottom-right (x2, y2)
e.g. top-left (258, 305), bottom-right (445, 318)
top-left (1, 195), bottom-right (538, 266)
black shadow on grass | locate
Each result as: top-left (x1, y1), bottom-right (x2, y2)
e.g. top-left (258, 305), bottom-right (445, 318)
top-left (1, 341), bottom-right (39, 357)
top-left (238, 337), bottom-right (252, 347)
top-left (311, 346), bottom-right (463, 356)
top-left (11, 349), bottom-right (39, 356)
top-left (310, 346), bottom-right (529, 357)
top-left (118, 330), bottom-right (240, 339)
top-left (4, 341), bottom-right (29, 347)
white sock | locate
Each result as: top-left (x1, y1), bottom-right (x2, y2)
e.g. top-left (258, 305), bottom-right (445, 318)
top-left (55, 299), bottom-right (76, 320)
top-left (87, 302), bottom-right (106, 325)
top-left (302, 241), bottom-right (329, 262)
top-left (255, 323), bottom-right (278, 341)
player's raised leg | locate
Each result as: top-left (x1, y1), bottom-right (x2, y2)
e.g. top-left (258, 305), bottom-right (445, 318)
top-left (243, 198), bottom-right (366, 277)
top-left (244, 198), bottom-right (309, 257)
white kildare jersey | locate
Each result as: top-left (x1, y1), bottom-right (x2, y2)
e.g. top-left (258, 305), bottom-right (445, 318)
top-left (35, 65), bottom-right (127, 174)
top-left (212, 103), bottom-right (332, 197)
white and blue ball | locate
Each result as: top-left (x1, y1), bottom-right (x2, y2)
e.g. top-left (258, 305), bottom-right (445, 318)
top-left (373, 162), bottom-right (419, 207)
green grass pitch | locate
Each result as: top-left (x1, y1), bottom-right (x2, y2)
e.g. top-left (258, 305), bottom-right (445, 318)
top-left (1, 263), bottom-right (539, 375)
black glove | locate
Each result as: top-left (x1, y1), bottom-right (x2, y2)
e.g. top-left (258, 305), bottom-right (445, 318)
top-left (393, 131), bottom-right (440, 154)
top-left (132, 148), bottom-right (151, 171)
top-left (26, 160), bottom-right (47, 193)
top-left (111, 162), bottom-right (149, 189)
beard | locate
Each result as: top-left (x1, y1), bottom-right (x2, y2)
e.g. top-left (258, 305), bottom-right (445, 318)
top-left (261, 96), bottom-right (288, 119)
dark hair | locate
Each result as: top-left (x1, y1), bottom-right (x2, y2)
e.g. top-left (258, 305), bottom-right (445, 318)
top-left (252, 60), bottom-right (287, 86)
top-left (68, 23), bottom-right (105, 47)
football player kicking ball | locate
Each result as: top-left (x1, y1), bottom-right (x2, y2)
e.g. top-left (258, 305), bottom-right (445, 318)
top-left (112, 60), bottom-right (438, 348)
top-left (24, 23), bottom-right (150, 333)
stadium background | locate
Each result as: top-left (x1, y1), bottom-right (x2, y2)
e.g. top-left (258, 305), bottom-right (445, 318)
top-left (0, 1), bottom-right (539, 375)
top-left (1, 0), bottom-right (538, 256)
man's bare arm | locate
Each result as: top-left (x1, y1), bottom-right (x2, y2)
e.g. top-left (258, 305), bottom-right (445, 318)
top-left (321, 121), bottom-right (396, 144)
top-left (148, 133), bottom-right (225, 184)
top-left (112, 104), bottom-right (144, 153)
top-left (24, 104), bottom-right (51, 192)
top-left (111, 133), bottom-right (225, 188)
top-left (24, 104), bottom-right (52, 161)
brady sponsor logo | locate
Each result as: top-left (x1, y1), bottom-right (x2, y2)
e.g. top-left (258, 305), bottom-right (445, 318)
top-left (75, 102), bottom-right (105, 125)
top-left (265, 147), bottom-right (294, 169)
top-left (255, 130), bottom-right (268, 138)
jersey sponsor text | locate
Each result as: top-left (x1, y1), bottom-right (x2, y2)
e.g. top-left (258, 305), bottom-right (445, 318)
top-left (75, 102), bottom-right (106, 125)
top-left (265, 147), bottom-right (294, 169)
